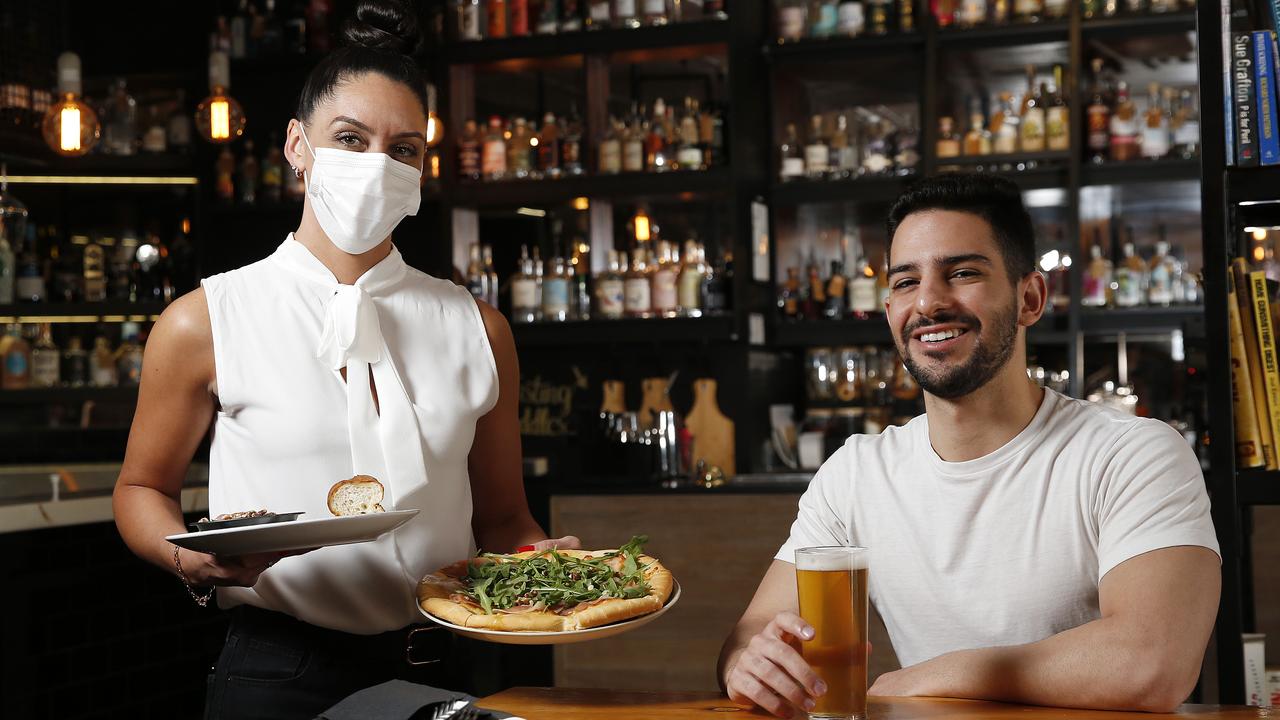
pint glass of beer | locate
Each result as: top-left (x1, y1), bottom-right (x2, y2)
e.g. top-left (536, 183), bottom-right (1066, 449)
top-left (795, 546), bottom-right (869, 720)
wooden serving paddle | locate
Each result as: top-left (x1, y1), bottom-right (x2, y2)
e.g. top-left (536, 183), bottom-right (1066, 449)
top-left (639, 377), bottom-right (675, 429)
top-left (600, 380), bottom-right (627, 415)
top-left (685, 378), bottom-right (735, 477)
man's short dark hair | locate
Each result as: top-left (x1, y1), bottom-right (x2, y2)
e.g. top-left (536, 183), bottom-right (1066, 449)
top-left (885, 173), bottom-right (1037, 284)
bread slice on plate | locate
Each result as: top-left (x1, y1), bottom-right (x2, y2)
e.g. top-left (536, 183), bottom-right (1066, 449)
top-left (327, 475), bottom-right (386, 516)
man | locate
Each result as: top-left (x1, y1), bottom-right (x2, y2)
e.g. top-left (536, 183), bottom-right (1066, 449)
top-left (719, 174), bottom-right (1220, 716)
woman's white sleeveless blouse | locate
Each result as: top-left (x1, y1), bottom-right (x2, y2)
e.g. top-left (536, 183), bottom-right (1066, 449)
top-left (201, 235), bottom-right (498, 634)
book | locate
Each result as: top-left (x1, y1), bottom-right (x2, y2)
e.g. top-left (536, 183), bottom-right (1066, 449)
top-left (1232, 259), bottom-right (1275, 468)
top-left (1255, 31), bottom-right (1280, 164)
top-left (1224, 0), bottom-right (1236, 164)
top-left (1249, 269), bottom-right (1280, 461)
top-left (1235, 33), bottom-right (1259, 166)
top-left (1244, 634), bottom-right (1266, 707)
top-left (1228, 271), bottom-right (1266, 468)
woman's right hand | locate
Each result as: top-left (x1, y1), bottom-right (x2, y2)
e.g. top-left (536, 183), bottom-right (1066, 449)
top-left (176, 546), bottom-right (313, 588)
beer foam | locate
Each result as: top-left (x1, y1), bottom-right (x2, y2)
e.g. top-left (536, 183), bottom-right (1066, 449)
top-left (794, 546), bottom-right (869, 571)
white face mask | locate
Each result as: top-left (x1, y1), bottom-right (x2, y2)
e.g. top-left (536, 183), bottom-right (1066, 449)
top-left (300, 124), bottom-right (423, 256)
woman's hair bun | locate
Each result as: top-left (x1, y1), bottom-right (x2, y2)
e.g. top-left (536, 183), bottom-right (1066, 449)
top-left (340, 0), bottom-right (422, 56)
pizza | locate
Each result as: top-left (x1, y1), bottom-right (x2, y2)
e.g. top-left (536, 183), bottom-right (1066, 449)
top-left (417, 535), bottom-right (674, 632)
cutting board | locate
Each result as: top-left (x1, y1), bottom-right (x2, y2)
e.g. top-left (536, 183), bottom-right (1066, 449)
top-left (600, 380), bottom-right (627, 414)
top-left (639, 377), bottom-right (675, 429)
top-left (685, 378), bottom-right (735, 477)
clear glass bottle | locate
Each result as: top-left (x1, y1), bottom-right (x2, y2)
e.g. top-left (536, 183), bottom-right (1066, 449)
top-left (778, 0), bottom-right (808, 41)
top-left (595, 249), bottom-right (626, 319)
top-left (103, 78), bottom-right (138, 156)
top-left (30, 323), bottom-right (59, 388)
top-left (956, 0), bottom-right (986, 27)
top-left (1046, 66), bottom-right (1070, 151)
top-left (624, 249), bottom-right (653, 318)
top-left (83, 236), bottom-right (107, 302)
top-left (511, 245), bottom-right (539, 323)
top-left (459, 118), bottom-right (482, 180)
top-left (1147, 239), bottom-right (1179, 306)
top-left (810, 0), bottom-right (839, 36)
top-left (804, 114), bottom-right (830, 178)
top-left (1019, 66), bottom-right (1046, 152)
top-left (538, 112), bottom-right (562, 179)
top-left (860, 116), bottom-right (893, 174)
top-left (508, 117), bottom-right (534, 179)
top-left (936, 116), bottom-right (962, 158)
top-left (90, 335), bottom-right (118, 387)
top-left (677, 240), bottom-right (705, 316)
top-left (780, 266), bottom-right (801, 319)
top-left (483, 243), bottom-right (500, 308)
top-left (962, 101), bottom-right (992, 156)
top-left (599, 118), bottom-right (622, 174)
top-left (482, 116), bottom-right (508, 180)
top-left (572, 244), bottom-right (592, 320)
top-left (466, 242), bottom-right (487, 302)
top-left (676, 98), bottom-right (704, 171)
top-left (1171, 88), bottom-right (1200, 159)
top-left (1085, 58), bottom-right (1111, 163)
top-left (457, 0), bottom-right (484, 40)
top-left (1113, 239), bottom-right (1146, 307)
top-left (848, 256), bottom-right (879, 318)
top-left (116, 322), bottom-right (145, 386)
top-left (837, 0), bottom-right (865, 35)
top-left (780, 122), bottom-right (805, 181)
top-left (1082, 240), bottom-right (1112, 307)
top-left (651, 241), bottom-right (680, 318)
top-left (645, 99), bottom-right (670, 172)
top-left (1109, 81), bottom-right (1139, 162)
top-left (1140, 82), bottom-right (1170, 160)
top-left (622, 107), bottom-right (646, 173)
top-left (990, 91), bottom-right (1019, 154)
top-left (542, 253), bottom-right (571, 322)
top-left (613, 0), bottom-right (641, 27)
top-left (562, 104), bottom-right (585, 176)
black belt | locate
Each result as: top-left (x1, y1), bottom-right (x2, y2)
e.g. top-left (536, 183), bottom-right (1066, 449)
top-left (228, 604), bottom-right (449, 667)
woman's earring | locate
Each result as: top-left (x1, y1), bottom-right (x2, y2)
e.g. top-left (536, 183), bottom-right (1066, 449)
top-left (293, 166), bottom-right (302, 178)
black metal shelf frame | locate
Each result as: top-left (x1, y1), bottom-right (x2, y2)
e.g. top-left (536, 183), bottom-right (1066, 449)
top-left (445, 19), bottom-right (732, 65)
top-left (511, 315), bottom-right (738, 346)
top-left (0, 302), bottom-right (168, 321)
top-left (0, 386), bottom-right (139, 405)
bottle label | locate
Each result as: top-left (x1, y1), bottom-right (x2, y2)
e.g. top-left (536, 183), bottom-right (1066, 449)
top-left (461, 5), bottom-right (482, 39)
top-left (623, 141), bottom-right (645, 172)
top-left (6, 351), bottom-right (29, 378)
top-left (32, 352), bottom-right (59, 386)
top-left (678, 272), bottom-right (702, 310)
top-left (959, 0), bottom-right (987, 24)
top-left (1087, 106), bottom-right (1109, 151)
top-left (1142, 127), bottom-right (1170, 158)
top-left (615, 0), bottom-right (637, 17)
top-left (838, 3), bottom-right (864, 34)
top-left (781, 157), bottom-right (805, 178)
top-left (677, 146), bottom-right (703, 170)
top-left (1021, 109), bottom-right (1045, 148)
top-left (1114, 269), bottom-right (1141, 306)
top-left (596, 278), bottom-right (625, 317)
top-left (1149, 266), bottom-right (1172, 304)
top-left (512, 278), bottom-right (538, 310)
top-left (543, 278), bottom-right (570, 315)
top-left (643, 0), bottom-right (665, 13)
top-left (813, 4), bottom-right (839, 34)
top-left (599, 141), bottom-right (622, 173)
top-left (624, 278), bottom-right (651, 313)
top-left (1173, 120), bottom-right (1199, 147)
top-left (779, 7), bottom-right (806, 40)
top-left (16, 276), bottom-right (44, 302)
top-left (848, 280), bottom-right (879, 313)
top-left (804, 145), bottom-right (830, 173)
top-left (1046, 107), bottom-right (1069, 150)
top-left (590, 1), bottom-right (611, 21)
top-left (482, 140), bottom-right (506, 176)
top-left (460, 141), bottom-right (481, 175)
top-left (652, 270), bottom-right (678, 311)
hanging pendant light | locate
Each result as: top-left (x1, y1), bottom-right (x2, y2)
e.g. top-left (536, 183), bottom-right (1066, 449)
top-left (425, 83), bottom-right (444, 148)
top-left (194, 51), bottom-right (246, 144)
top-left (41, 53), bottom-right (101, 156)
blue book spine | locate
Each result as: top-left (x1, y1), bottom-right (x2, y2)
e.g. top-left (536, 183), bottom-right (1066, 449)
top-left (1257, 31), bottom-right (1280, 165)
top-left (1223, 0), bottom-right (1235, 164)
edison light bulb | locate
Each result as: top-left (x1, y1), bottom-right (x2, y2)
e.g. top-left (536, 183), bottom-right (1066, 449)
top-left (195, 51), bottom-right (246, 143)
top-left (425, 83), bottom-right (444, 148)
top-left (41, 52), bottom-right (100, 156)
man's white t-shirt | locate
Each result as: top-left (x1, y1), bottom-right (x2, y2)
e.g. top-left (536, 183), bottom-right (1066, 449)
top-left (776, 388), bottom-right (1220, 668)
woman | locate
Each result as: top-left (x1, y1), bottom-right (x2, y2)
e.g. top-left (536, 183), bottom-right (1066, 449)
top-left (112, 2), bottom-right (576, 717)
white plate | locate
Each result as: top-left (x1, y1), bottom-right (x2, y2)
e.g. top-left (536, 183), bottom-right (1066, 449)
top-left (420, 581), bottom-right (681, 645)
top-left (166, 509), bottom-right (419, 556)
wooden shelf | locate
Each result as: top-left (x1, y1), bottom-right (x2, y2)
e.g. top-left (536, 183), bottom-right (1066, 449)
top-left (0, 302), bottom-right (167, 321)
top-left (935, 19), bottom-right (1070, 49)
top-left (511, 315), bottom-right (737, 346)
top-left (1235, 470), bottom-right (1280, 505)
top-left (0, 387), bottom-right (139, 405)
top-left (1080, 11), bottom-right (1196, 38)
top-left (770, 175), bottom-right (913, 206)
top-left (446, 20), bottom-right (731, 64)
top-left (1081, 157), bottom-right (1200, 186)
top-left (765, 33), bottom-right (923, 61)
top-left (1226, 167), bottom-right (1280, 205)
top-left (450, 168), bottom-right (731, 207)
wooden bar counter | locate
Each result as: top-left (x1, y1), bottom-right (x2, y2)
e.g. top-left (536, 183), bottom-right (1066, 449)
top-left (480, 688), bottom-right (1269, 720)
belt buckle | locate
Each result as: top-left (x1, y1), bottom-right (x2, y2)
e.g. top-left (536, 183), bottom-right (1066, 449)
top-left (405, 625), bottom-right (445, 666)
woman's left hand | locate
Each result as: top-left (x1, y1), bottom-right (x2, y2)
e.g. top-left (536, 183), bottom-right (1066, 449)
top-left (530, 535), bottom-right (581, 551)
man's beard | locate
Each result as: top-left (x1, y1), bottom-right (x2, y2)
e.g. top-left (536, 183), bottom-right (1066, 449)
top-left (897, 300), bottom-right (1019, 400)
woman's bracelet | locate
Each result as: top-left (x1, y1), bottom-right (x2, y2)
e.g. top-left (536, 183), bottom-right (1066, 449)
top-left (173, 544), bottom-right (215, 607)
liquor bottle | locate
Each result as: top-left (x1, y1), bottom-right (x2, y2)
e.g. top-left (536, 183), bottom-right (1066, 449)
top-left (1082, 0), bottom-right (1101, 18)
top-left (962, 101), bottom-right (992, 156)
top-left (778, 0), bottom-right (807, 41)
top-left (0, 231), bottom-right (13, 304)
top-left (698, 101), bottom-right (717, 168)
top-left (216, 145), bottom-right (236, 203)
top-left (677, 240), bottom-right (705, 317)
top-left (1171, 88), bottom-right (1200, 159)
top-left (262, 134), bottom-right (284, 203)
top-left (507, 117), bottom-right (533, 179)
top-left (780, 266), bottom-right (801, 319)
top-left (1113, 239), bottom-right (1146, 307)
top-left (103, 78), bottom-right (138, 156)
top-left (677, 99), bottom-right (704, 171)
top-left (934, 0), bottom-right (957, 26)
top-left (702, 248), bottom-right (730, 314)
top-left (586, 0), bottom-right (612, 28)
top-left (1013, 0), bottom-right (1042, 22)
top-left (651, 241), bottom-right (679, 318)
top-left (562, 105), bottom-right (585, 176)
top-left (646, 99), bottom-right (670, 172)
top-left (1046, 66), bottom-right (1069, 152)
top-left (116, 322), bottom-right (145, 386)
top-left (572, 245), bottom-right (591, 320)
top-left (866, 0), bottom-right (891, 33)
top-left (1082, 239), bottom-right (1112, 307)
top-left (168, 89), bottom-right (194, 153)
top-left (804, 258), bottom-right (825, 320)
top-left (780, 122), bottom-right (805, 181)
top-left (15, 227), bottom-right (44, 303)
top-left (457, 119), bottom-right (482, 180)
top-left (990, 92), bottom-right (1019, 154)
top-left (58, 331), bottom-right (88, 387)
top-left (805, 115), bottom-right (830, 178)
top-left (1140, 82), bottom-right (1170, 160)
top-left (623, 107), bottom-right (646, 173)
top-left (511, 245), bottom-right (539, 323)
top-left (837, 0), bottom-right (865, 35)
top-left (458, 0), bottom-right (483, 39)
top-left (861, 116), bottom-right (893, 174)
top-left (706, 0), bottom-right (729, 19)
top-left (238, 139), bottom-right (260, 205)
top-left (1044, 0), bottom-right (1067, 20)
top-left (599, 118), bottom-right (623, 174)
top-left (936, 116), bottom-right (961, 158)
top-left (811, 0), bottom-right (839, 36)
top-left (483, 244), bottom-right (500, 309)
top-left (1, 324), bottom-right (31, 389)
top-left (1019, 66), bottom-right (1046, 152)
top-left (709, 105), bottom-right (727, 167)
top-left (1046, 248), bottom-right (1070, 311)
top-left (510, 0), bottom-right (531, 35)
top-left (30, 323), bottom-right (59, 388)
top-left (831, 113), bottom-right (859, 179)
top-left (957, 0), bottom-right (986, 28)
top-left (83, 236), bottom-right (107, 302)
top-left (482, 116), bottom-right (508, 180)
top-left (824, 260), bottom-right (847, 319)
top-left (624, 249), bottom-right (653, 318)
top-left (466, 243), bottom-right (487, 302)
top-left (595, 249), bottom-right (626, 319)
top-left (90, 336), bottom-right (118, 387)
top-left (614, 0), bottom-right (641, 27)
top-left (560, 0), bottom-right (583, 30)
top-left (487, 0), bottom-right (508, 37)
top-left (848, 257), bottom-right (879, 318)
top-left (542, 253), bottom-right (571, 322)
top-left (641, 0), bottom-right (668, 25)
top-left (990, 0), bottom-right (1011, 23)
top-left (1149, 0), bottom-right (1176, 12)
top-left (1108, 81), bottom-right (1139, 161)
top-left (531, 246), bottom-right (545, 311)
top-left (1147, 239), bottom-right (1179, 306)
top-left (1085, 59), bottom-right (1110, 163)
top-left (538, 112), bottom-right (562, 178)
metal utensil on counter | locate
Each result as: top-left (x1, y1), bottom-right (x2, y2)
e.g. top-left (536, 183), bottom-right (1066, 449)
top-left (429, 697), bottom-right (471, 720)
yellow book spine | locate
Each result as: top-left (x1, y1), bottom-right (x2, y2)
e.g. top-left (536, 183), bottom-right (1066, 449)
top-left (1233, 259), bottom-right (1275, 469)
top-left (1229, 271), bottom-right (1266, 468)
top-left (1249, 269), bottom-right (1280, 464)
